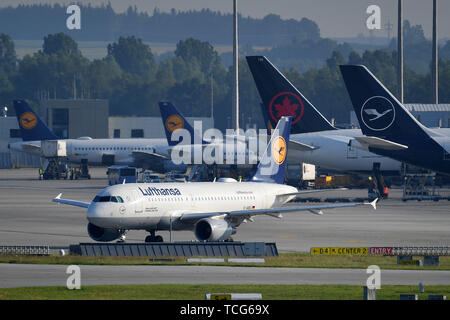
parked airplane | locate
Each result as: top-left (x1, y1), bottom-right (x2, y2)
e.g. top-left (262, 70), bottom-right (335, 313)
top-left (9, 100), bottom-right (175, 172)
top-left (340, 65), bottom-right (450, 175)
top-left (53, 116), bottom-right (376, 242)
top-left (246, 55), bottom-right (403, 174)
top-left (157, 101), bottom-right (258, 166)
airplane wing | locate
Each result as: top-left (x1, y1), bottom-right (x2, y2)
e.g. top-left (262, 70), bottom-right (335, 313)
top-left (354, 136), bottom-right (408, 150)
top-left (275, 188), bottom-right (348, 202)
top-left (52, 193), bottom-right (90, 208)
top-left (277, 188), bottom-right (347, 197)
top-left (179, 199), bottom-right (377, 223)
top-left (132, 150), bottom-right (168, 161)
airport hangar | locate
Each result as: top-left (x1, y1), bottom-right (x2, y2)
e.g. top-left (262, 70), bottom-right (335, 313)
top-left (0, 98), bottom-right (214, 169)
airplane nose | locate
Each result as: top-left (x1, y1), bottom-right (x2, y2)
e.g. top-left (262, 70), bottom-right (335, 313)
top-left (86, 203), bottom-right (101, 219)
top-left (87, 203), bottom-right (110, 226)
top-left (87, 202), bottom-right (116, 225)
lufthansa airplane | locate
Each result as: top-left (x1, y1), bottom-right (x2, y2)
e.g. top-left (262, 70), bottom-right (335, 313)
top-left (340, 65), bottom-right (450, 175)
top-left (9, 100), bottom-right (172, 172)
top-left (157, 101), bottom-right (258, 166)
top-left (246, 56), bottom-right (403, 174)
top-left (53, 117), bottom-right (376, 242)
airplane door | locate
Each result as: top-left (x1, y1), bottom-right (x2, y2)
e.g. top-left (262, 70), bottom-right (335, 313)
top-left (347, 145), bottom-right (358, 159)
top-left (134, 192), bottom-right (143, 214)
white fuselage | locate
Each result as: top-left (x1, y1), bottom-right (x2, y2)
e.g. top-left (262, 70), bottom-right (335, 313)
top-left (10, 138), bottom-right (168, 166)
top-left (10, 139), bottom-right (259, 168)
top-left (286, 129), bottom-right (403, 173)
top-left (86, 181), bottom-right (297, 231)
top-left (157, 141), bottom-right (259, 167)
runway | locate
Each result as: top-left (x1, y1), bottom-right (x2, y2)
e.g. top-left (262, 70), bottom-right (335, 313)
top-left (0, 168), bottom-right (449, 252)
top-left (1, 264), bottom-right (450, 288)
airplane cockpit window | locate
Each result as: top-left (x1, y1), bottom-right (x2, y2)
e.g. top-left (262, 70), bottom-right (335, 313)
top-left (93, 196), bottom-right (125, 203)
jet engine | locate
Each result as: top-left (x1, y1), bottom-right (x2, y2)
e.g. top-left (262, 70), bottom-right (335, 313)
top-left (194, 218), bottom-right (233, 241)
top-left (87, 223), bottom-right (123, 242)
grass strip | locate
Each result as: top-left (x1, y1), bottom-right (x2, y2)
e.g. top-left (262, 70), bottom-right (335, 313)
top-left (0, 284), bottom-right (449, 300)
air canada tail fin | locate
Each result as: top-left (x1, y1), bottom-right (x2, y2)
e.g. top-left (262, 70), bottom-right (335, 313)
top-left (252, 116), bottom-right (292, 184)
top-left (260, 102), bottom-right (274, 131)
top-left (159, 101), bottom-right (206, 146)
top-left (246, 56), bottom-right (336, 134)
top-left (13, 100), bottom-right (59, 141)
top-left (339, 65), bottom-right (430, 142)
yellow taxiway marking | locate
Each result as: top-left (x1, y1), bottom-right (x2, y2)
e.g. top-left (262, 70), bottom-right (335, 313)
top-left (278, 235), bottom-right (297, 239)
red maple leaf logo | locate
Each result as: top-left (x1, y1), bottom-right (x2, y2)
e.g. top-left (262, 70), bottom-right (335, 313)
top-left (274, 96), bottom-right (298, 118)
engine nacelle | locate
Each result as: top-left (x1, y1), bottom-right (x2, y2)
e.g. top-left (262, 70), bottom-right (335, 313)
top-left (87, 223), bottom-right (123, 242)
top-left (194, 218), bottom-right (233, 242)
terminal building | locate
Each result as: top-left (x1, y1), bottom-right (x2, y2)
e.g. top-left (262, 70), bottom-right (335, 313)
top-left (0, 99), bottom-right (214, 168)
top-left (38, 99), bottom-right (109, 139)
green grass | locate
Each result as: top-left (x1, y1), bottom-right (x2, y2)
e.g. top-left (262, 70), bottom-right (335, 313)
top-left (0, 284), bottom-right (448, 300)
top-left (0, 253), bottom-right (449, 270)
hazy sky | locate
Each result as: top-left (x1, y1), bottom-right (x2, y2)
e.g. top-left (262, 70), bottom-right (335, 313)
top-left (2, 0), bottom-right (449, 39)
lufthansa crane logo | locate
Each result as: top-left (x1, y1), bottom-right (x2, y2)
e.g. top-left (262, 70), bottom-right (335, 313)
top-left (361, 96), bottom-right (396, 131)
top-left (19, 112), bottom-right (38, 130)
top-left (269, 92), bottom-right (305, 125)
top-left (165, 114), bottom-right (184, 133)
top-left (271, 136), bottom-right (287, 165)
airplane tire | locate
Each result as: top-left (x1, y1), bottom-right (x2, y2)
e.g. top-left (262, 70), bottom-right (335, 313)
top-left (155, 235), bottom-right (163, 242)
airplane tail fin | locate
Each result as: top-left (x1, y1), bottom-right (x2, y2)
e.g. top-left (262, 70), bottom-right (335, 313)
top-left (251, 116), bottom-right (292, 184)
top-left (339, 65), bottom-right (430, 142)
top-left (246, 56), bottom-right (335, 134)
top-left (158, 101), bottom-right (206, 146)
top-left (13, 100), bottom-right (59, 141)
top-left (260, 102), bottom-right (274, 131)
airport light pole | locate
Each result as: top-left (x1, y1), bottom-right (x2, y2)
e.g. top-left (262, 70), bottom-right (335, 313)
top-left (232, 0), bottom-right (239, 131)
top-left (432, 0), bottom-right (438, 105)
top-left (397, 0), bottom-right (404, 103)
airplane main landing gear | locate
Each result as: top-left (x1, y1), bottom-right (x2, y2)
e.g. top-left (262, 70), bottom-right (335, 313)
top-left (145, 230), bottom-right (164, 243)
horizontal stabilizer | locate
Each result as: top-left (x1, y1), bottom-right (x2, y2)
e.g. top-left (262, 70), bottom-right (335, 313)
top-left (355, 136), bottom-right (408, 150)
top-left (20, 143), bottom-right (41, 152)
top-left (288, 140), bottom-right (317, 151)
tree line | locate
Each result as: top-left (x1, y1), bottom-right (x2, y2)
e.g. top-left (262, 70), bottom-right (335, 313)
top-left (1, 31), bottom-right (450, 130)
top-left (0, 4), bottom-right (320, 46)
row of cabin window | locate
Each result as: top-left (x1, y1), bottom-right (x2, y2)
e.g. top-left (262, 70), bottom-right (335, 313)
top-left (74, 147), bottom-right (152, 151)
top-left (147, 195), bottom-right (255, 202)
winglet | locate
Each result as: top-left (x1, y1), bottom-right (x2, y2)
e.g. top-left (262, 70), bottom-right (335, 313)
top-left (367, 198), bottom-right (378, 210)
